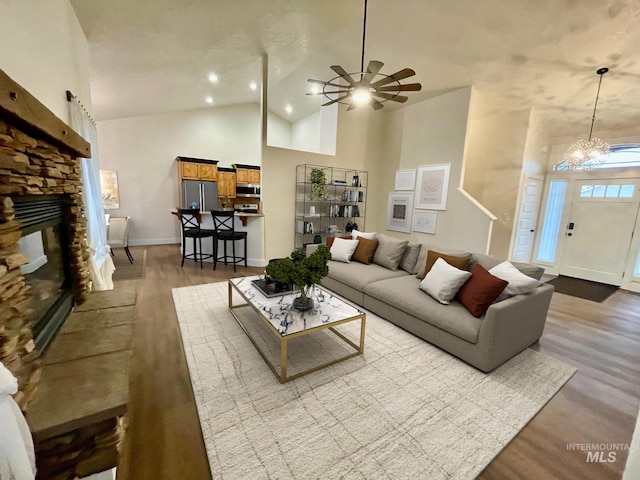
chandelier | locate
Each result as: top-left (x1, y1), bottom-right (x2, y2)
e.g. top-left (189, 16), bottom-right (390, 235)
top-left (563, 67), bottom-right (610, 170)
top-left (307, 0), bottom-right (421, 110)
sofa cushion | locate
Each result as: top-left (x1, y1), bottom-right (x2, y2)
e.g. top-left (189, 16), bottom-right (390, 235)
top-left (330, 238), bottom-right (359, 263)
top-left (420, 250), bottom-right (471, 279)
top-left (352, 236), bottom-right (379, 264)
top-left (350, 229), bottom-right (378, 240)
top-left (419, 258), bottom-right (472, 304)
top-left (327, 260), bottom-right (407, 291)
top-left (456, 264), bottom-right (508, 317)
top-left (326, 235), bottom-right (351, 249)
top-left (364, 275), bottom-right (482, 343)
top-left (399, 242), bottom-right (421, 273)
top-left (372, 234), bottom-right (409, 270)
top-left (470, 253), bottom-right (544, 280)
top-left (489, 261), bottom-right (541, 300)
top-left (414, 244), bottom-right (472, 278)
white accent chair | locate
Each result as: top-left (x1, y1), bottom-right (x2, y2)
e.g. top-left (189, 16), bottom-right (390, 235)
top-left (107, 216), bottom-right (133, 263)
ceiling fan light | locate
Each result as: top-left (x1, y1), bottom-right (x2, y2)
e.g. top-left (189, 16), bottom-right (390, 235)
top-left (352, 86), bottom-right (372, 104)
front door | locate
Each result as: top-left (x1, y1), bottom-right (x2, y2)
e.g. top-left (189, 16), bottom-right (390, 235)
top-left (559, 179), bottom-right (640, 285)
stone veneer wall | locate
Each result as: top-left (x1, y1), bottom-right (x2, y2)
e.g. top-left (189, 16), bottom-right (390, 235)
top-left (0, 117), bottom-right (91, 410)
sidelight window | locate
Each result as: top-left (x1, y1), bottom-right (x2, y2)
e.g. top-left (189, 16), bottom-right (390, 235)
top-left (536, 180), bottom-right (568, 263)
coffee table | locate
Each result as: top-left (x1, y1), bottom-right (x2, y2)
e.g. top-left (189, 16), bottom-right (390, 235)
top-left (228, 275), bottom-right (366, 383)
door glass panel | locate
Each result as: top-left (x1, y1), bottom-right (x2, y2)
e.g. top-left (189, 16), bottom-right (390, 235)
top-left (592, 185), bottom-right (606, 197)
top-left (537, 180), bottom-right (568, 263)
top-left (605, 185), bottom-right (620, 197)
top-left (620, 185), bottom-right (635, 198)
top-left (580, 185), bottom-right (593, 197)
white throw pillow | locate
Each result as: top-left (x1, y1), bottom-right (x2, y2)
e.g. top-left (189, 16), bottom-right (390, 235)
top-left (351, 229), bottom-right (377, 240)
top-left (489, 261), bottom-right (540, 299)
top-left (330, 238), bottom-right (360, 263)
top-left (419, 257), bottom-right (472, 304)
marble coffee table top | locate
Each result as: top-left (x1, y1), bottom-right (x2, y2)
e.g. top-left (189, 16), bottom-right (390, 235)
top-left (230, 275), bottom-right (364, 336)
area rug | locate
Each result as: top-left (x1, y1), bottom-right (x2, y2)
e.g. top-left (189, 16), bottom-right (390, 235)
top-left (172, 282), bottom-right (576, 480)
top-left (546, 275), bottom-right (618, 302)
top-left (111, 247), bottom-right (145, 281)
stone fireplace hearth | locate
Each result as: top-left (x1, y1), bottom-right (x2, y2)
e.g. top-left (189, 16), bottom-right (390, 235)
top-left (0, 68), bottom-right (91, 410)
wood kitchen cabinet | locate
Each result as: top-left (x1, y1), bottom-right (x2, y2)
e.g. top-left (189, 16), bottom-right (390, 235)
top-left (217, 169), bottom-right (236, 198)
top-left (177, 156), bottom-right (218, 181)
top-left (233, 164), bottom-right (260, 184)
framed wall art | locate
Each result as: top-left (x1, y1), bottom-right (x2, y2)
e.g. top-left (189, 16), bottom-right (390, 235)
top-left (412, 211), bottom-right (437, 234)
top-left (394, 169), bottom-right (416, 191)
top-left (386, 192), bottom-right (414, 233)
top-left (414, 163), bottom-right (450, 210)
top-left (99, 169), bottom-right (120, 210)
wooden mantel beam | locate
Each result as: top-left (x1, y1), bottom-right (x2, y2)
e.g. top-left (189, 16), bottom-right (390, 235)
top-left (0, 69), bottom-right (90, 158)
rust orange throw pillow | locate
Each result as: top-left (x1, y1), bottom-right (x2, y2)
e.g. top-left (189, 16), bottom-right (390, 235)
top-left (422, 250), bottom-right (470, 279)
top-left (352, 236), bottom-right (379, 264)
top-left (456, 264), bottom-right (508, 317)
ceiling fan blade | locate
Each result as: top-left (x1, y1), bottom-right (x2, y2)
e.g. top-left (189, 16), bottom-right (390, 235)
top-left (371, 99), bottom-right (385, 111)
top-left (377, 83), bottom-right (422, 92)
top-left (330, 65), bottom-right (356, 85)
top-left (363, 60), bottom-right (384, 84)
top-left (346, 103), bottom-right (358, 111)
top-left (307, 79), bottom-right (349, 89)
top-left (373, 92), bottom-right (409, 103)
top-left (322, 94), bottom-right (350, 106)
top-left (371, 68), bottom-right (416, 88)
top-left (306, 90), bottom-right (350, 96)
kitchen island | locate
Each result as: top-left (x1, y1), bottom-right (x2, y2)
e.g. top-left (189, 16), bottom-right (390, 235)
top-left (172, 210), bottom-right (266, 267)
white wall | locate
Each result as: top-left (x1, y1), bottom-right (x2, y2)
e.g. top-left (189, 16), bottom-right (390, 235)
top-left (266, 111), bottom-right (291, 149)
top-left (97, 104), bottom-right (261, 245)
top-left (0, 0), bottom-right (91, 122)
top-left (262, 107), bottom-right (383, 260)
top-left (292, 111), bottom-right (320, 152)
top-left (370, 87), bottom-right (493, 254)
top-left (463, 108), bottom-right (531, 257)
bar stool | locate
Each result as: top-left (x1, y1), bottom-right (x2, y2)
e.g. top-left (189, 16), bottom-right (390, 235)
top-left (211, 210), bottom-right (247, 272)
top-left (176, 208), bottom-right (215, 268)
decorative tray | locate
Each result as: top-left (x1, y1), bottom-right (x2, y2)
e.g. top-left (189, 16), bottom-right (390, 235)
top-left (251, 278), bottom-right (297, 298)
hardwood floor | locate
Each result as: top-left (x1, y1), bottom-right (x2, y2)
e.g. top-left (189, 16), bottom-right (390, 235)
top-left (116, 245), bottom-right (640, 480)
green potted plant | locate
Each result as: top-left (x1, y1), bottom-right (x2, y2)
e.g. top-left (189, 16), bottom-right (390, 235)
top-left (265, 245), bottom-right (331, 311)
top-left (309, 168), bottom-right (328, 201)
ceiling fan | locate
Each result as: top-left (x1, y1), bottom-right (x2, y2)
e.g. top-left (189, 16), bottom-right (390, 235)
top-left (307, 0), bottom-right (422, 111)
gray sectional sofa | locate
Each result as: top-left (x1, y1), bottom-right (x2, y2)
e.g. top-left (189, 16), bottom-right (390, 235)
top-left (307, 242), bottom-right (554, 372)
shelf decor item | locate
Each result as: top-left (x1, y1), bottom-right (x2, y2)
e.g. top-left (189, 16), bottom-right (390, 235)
top-left (265, 245), bottom-right (331, 311)
top-left (309, 168), bottom-right (328, 200)
top-left (345, 221), bottom-right (358, 233)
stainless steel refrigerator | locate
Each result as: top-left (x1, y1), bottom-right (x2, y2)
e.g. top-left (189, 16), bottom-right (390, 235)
top-left (181, 180), bottom-right (218, 210)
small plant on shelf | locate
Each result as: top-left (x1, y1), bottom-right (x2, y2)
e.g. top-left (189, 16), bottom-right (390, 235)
top-left (309, 168), bottom-right (328, 201)
top-left (345, 221), bottom-right (358, 233)
top-left (265, 245), bottom-right (331, 311)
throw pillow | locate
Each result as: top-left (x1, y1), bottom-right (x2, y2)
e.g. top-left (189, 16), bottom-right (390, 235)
top-left (469, 252), bottom-right (545, 280)
top-left (489, 261), bottom-right (541, 300)
top-left (420, 250), bottom-right (471, 280)
top-left (372, 234), bottom-right (409, 270)
top-left (350, 229), bottom-right (378, 240)
top-left (352, 236), bottom-right (379, 264)
top-left (326, 235), bottom-right (351, 249)
top-left (413, 245), bottom-right (472, 277)
top-left (456, 264), bottom-right (508, 317)
top-left (399, 243), bottom-right (421, 273)
top-left (329, 238), bottom-right (360, 263)
top-left (419, 258), bottom-right (472, 304)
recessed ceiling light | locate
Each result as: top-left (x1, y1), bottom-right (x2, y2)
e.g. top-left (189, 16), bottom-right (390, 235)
top-left (249, 81), bottom-right (257, 91)
top-left (206, 96), bottom-right (213, 104)
top-left (285, 104), bottom-right (293, 114)
top-left (208, 73), bottom-right (218, 83)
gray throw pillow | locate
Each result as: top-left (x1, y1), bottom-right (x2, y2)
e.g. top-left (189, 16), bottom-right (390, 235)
top-left (399, 243), bottom-right (421, 273)
top-left (372, 234), bottom-right (409, 270)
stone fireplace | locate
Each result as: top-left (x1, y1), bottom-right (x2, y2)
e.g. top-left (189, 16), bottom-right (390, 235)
top-left (0, 68), bottom-right (91, 410)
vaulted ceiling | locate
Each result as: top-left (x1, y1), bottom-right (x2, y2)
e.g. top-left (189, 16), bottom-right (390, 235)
top-left (71, 0), bottom-right (640, 138)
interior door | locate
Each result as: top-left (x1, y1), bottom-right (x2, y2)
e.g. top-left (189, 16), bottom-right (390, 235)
top-left (513, 177), bottom-right (543, 262)
top-left (559, 180), bottom-right (640, 285)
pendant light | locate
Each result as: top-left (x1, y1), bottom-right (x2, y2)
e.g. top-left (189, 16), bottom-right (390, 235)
top-left (563, 67), bottom-right (610, 170)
